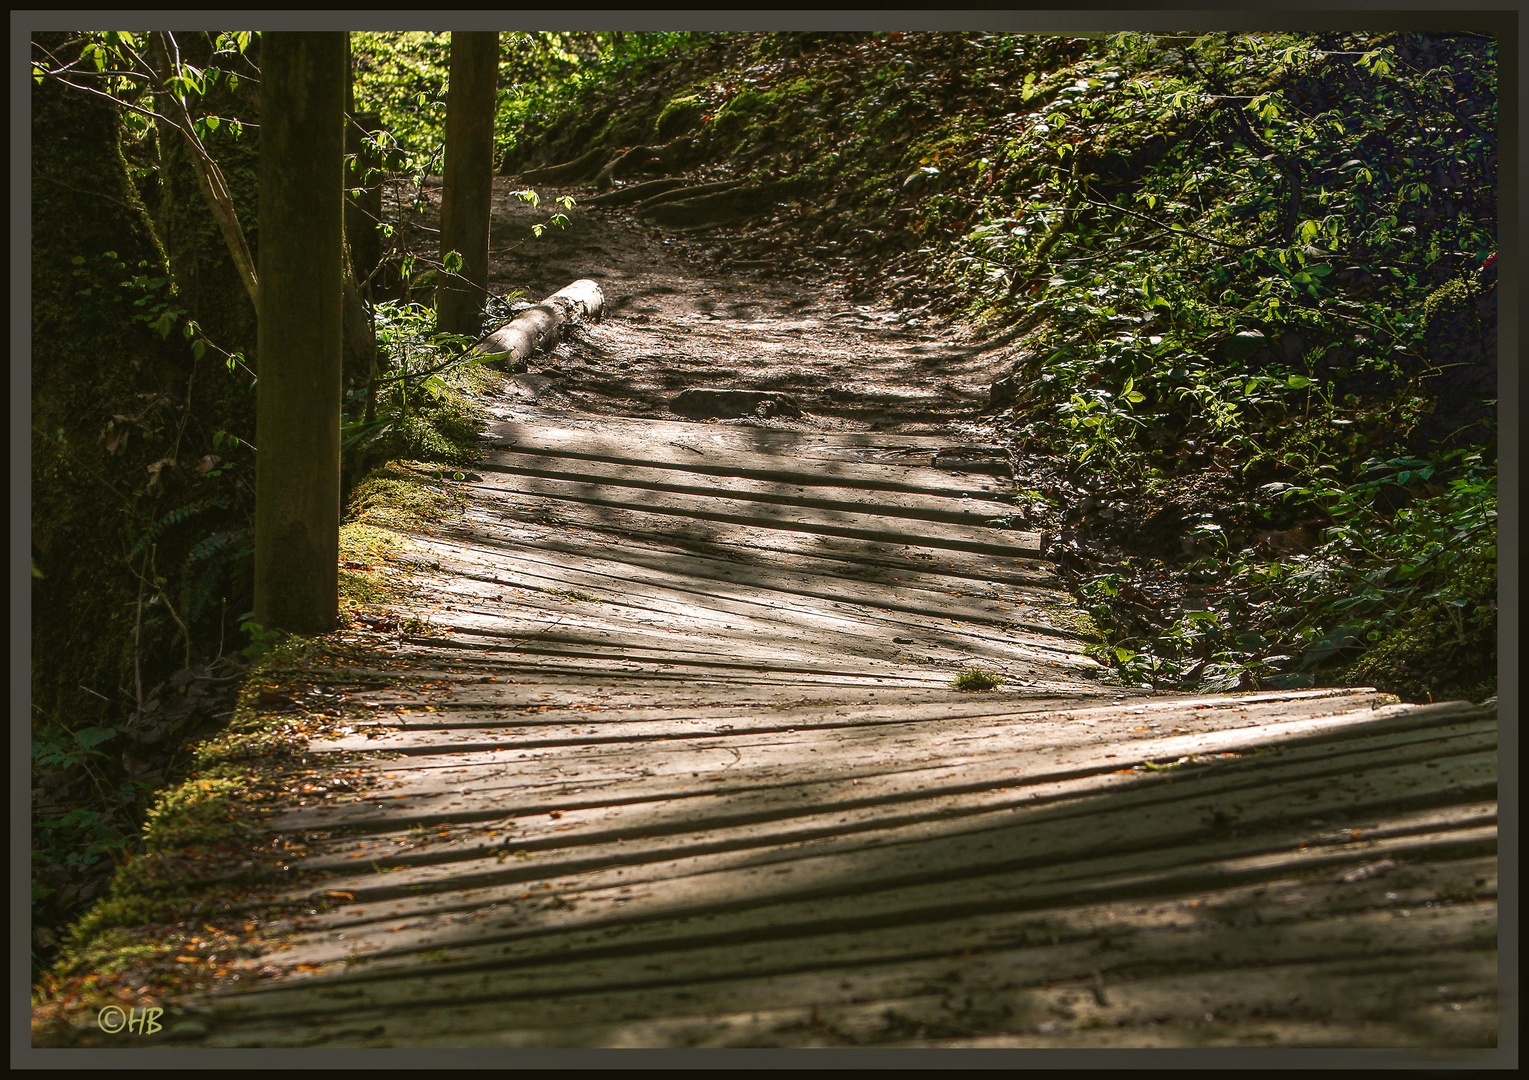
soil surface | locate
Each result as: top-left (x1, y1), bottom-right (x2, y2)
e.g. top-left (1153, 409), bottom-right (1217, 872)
top-left (396, 176), bottom-right (1017, 437)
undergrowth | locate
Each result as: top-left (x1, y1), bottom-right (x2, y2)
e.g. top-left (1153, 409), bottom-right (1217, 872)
top-left (936, 31), bottom-right (1498, 699)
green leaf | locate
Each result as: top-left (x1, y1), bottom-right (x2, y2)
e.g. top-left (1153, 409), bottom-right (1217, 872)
top-left (72, 726), bottom-right (119, 750)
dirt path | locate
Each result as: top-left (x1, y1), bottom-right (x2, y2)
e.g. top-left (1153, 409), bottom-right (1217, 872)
top-left (432, 178), bottom-right (1014, 429)
top-left (153, 185), bottom-right (1500, 1049)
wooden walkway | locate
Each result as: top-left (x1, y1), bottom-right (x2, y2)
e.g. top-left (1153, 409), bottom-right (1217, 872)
top-left (181, 402), bottom-right (1497, 1048)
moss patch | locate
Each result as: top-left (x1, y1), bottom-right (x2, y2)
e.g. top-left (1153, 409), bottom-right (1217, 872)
top-left (1050, 606), bottom-right (1103, 640)
top-left (953, 667), bottom-right (1005, 691)
top-left (346, 465), bottom-right (468, 532)
top-left (655, 93), bottom-right (705, 140)
top-left (360, 361), bottom-right (501, 471)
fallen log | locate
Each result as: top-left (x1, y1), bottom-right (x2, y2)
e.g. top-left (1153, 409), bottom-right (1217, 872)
top-left (470, 279), bottom-right (604, 370)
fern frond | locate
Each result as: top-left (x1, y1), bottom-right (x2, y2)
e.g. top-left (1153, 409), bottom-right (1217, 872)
top-left (128, 497), bottom-right (230, 562)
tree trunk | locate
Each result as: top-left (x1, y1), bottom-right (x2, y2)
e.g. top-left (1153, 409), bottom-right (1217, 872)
top-left (255, 32), bottom-right (346, 635)
top-left (437, 31), bottom-right (499, 338)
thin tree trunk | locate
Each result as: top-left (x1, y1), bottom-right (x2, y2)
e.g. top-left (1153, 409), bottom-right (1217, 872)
top-left (347, 110), bottom-right (384, 283)
top-left (254, 32), bottom-right (346, 635)
top-left (437, 31), bottom-right (499, 338)
top-left (344, 36), bottom-right (383, 283)
top-left (146, 31), bottom-right (260, 308)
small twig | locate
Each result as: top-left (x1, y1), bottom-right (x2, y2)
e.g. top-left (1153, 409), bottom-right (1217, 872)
top-left (1076, 196), bottom-right (1246, 251)
top-left (133, 556), bottom-right (147, 715)
top-left (37, 175), bottom-right (146, 215)
top-left (145, 545), bottom-right (194, 670)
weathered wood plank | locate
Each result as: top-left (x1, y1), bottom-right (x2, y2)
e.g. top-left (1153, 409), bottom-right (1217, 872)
top-left (462, 469), bottom-right (1041, 556)
top-left (451, 510), bottom-right (1064, 590)
top-left (406, 530), bottom-right (1084, 639)
top-left (262, 749), bottom-right (1492, 942)
top-left (460, 504), bottom-right (1062, 587)
top-left (266, 704), bottom-right (1491, 844)
top-left (477, 449), bottom-right (1017, 527)
top-left (307, 689), bottom-right (1399, 755)
top-left (483, 437), bottom-right (1013, 497)
top-left (485, 415), bottom-right (1012, 459)
top-left (196, 843), bottom-right (1495, 1037)
top-left (275, 796), bottom-right (1495, 956)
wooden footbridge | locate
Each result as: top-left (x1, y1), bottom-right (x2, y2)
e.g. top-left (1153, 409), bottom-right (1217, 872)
top-left (166, 383), bottom-right (1496, 1048)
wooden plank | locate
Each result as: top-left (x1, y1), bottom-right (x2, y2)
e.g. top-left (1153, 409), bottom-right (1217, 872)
top-left (288, 697), bottom-right (1446, 880)
top-left (453, 511), bottom-right (1063, 590)
top-left (195, 941), bottom-right (1498, 1047)
top-left (266, 821), bottom-right (1497, 990)
top-left (459, 505), bottom-right (1062, 588)
top-left (336, 677), bottom-right (1107, 713)
top-left (266, 704), bottom-right (1491, 840)
top-left (236, 836), bottom-right (1503, 1003)
top-left (276, 791), bottom-right (1496, 951)
top-left (307, 690), bottom-right (1400, 755)
top-left (473, 446), bottom-right (1015, 523)
top-left (400, 551), bottom-right (1086, 654)
top-left (486, 415), bottom-right (1012, 459)
top-left (194, 943), bottom-right (1499, 1047)
top-left (387, 598), bottom-right (1091, 676)
top-left (196, 831), bottom-right (1495, 1031)
top-left (462, 470), bottom-right (1041, 557)
top-left (407, 529), bottom-right (1084, 639)
top-left (313, 695), bottom-right (1471, 789)
top-left (327, 685), bottom-right (1383, 717)
top-left (268, 837), bottom-right (1496, 1006)
top-left (384, 544), bottom-right (1098, 676)
top-left (483, 437), bottom-right (1015, 501)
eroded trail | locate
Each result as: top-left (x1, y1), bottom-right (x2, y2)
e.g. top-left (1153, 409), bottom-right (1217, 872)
top-left (181, 188), bottom-right (1497, 1048)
